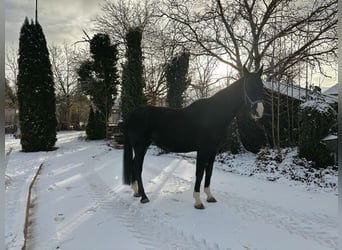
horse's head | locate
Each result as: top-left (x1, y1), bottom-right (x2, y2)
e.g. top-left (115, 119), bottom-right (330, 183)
top-left (242, 66), bottom-right (264, 120)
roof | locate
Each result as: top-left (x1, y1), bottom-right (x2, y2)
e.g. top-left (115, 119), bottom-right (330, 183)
top-left (263, 81), bottom-right (306, 101)
top-left (322, 134), bottom-right (338, 141)
top-left (263, 81), bottom-right (338, 104)
top-left (323, 84), bottom-right (338, 96)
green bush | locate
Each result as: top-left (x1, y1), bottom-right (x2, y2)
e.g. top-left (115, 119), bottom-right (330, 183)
top-left (86, 107), bottom-right (106, 140)
top-left (299, 100), bottom-right (336, 167)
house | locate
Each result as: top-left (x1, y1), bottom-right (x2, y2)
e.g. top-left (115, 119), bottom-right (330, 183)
top-left (322, 83), bottom-right (338, 106)
top-left (108, 101), bottom-right (123, 144)
top-left (108, 101), bottom-right (121, 126)
top-left (264, 81), bottom-right (338, 104)
top-left (263, 81), bottom-right (337, 165)
top-left (5, 107), bottom-right (17, 133)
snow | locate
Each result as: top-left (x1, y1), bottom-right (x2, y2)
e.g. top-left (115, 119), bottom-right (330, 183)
top-left (5, 131), bottom-right (338, 250)
top-left (322, 134), bottom-right (338, 141)
top-left (300, 100), bottom-right (335, 114)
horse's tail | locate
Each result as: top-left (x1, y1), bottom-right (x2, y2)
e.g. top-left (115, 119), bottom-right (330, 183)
top-left (123, 127), bottom-right (134, 185)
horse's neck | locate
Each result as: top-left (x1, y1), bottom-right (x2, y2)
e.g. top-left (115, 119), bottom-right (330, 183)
top-left (205, 79), bottom-right (245, 126)
top-left (211, 79), bottom-right (244, 109)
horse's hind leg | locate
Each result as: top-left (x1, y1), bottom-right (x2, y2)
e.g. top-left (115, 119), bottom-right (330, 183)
top-left (131, 180), bottom-right (140, 197)
top-left (193, 165), bottom-right (205, 209)
top-left (204, 155), bottom-right (217, 203)
top-left (133, 145), bottom-right (149, 203)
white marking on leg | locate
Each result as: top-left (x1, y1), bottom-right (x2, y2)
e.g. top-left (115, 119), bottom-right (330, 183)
top-left (131, 181), bottom-right (139, 196)
top-left (193, 192), bottom-right (202, 205)
top-left (204, 187), bottom-right (213, 199)
top-left (256, 102), bottom-right (264, 118)
top-left (204, 187), bottom-right (217, 203)
top-left (193, 191), bottom-right (205, 209)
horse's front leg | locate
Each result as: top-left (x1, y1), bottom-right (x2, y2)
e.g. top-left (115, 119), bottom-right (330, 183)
top-left (204, 156), bottom-right (217, 203)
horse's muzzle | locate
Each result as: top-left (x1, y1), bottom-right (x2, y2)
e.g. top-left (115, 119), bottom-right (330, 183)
top-left (251, 102), bottom-right (264, 120)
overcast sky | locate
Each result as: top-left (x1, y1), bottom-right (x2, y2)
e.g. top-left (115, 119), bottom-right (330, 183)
top-left (5, 0), bottom-right (337, 87)
top-left (5, 0), bottom-right (103, 47)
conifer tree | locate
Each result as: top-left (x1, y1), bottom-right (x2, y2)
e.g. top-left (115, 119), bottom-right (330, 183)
top-left (17, 18), bottom-right (57, 152)
top-left (78, 33), bottom-right (119, 138)
top-left (85, 106), bottom-right (106, 140)
top-left (86, 106), bottom-right (96, 139)
top-left (94, 110), bottom-right (106, 139)
top-left (165, 51), bottom-right (190, 108)
top-left (121, 27), bottom-right (146, 120)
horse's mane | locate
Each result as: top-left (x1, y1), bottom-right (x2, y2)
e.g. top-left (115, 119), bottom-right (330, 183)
top-left (182, 78), bottom-right (243, 112)
top-left (210, 78), bottom-right (242, 100)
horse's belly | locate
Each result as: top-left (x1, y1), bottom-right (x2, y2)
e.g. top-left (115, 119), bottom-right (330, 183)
top-left (151, 134), bottom-right (196, 153)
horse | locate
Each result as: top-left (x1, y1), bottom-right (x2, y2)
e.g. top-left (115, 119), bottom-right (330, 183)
top-left (123, 66), bottom-right (264, 209)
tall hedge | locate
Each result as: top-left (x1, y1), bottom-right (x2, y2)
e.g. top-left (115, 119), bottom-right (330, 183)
top-left (17, 18), bottom-right (57, 152)
top-left (120, 27), bottom-right (146, 120)
top-left (165, 52), bottom-right (190, 108)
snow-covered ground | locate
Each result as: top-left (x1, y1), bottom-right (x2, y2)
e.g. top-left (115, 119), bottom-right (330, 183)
top-left (5, 131), bottom-right (338, 250)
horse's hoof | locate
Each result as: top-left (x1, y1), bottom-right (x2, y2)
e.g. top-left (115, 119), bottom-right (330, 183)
top-left (194, 203), bottom-right (205, 209)
top-left (140, 197), bottom-right (150, 204)
top-left (133, 192), bottom-right (141, 198)
top-left (207, 197), bottom-right (217, 203)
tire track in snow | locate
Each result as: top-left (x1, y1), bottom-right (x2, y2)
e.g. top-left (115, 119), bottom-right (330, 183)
top-left (216, 191), bottom-right (338, 249)
top-left (87, 149), bottom-right (337, 249)
top-left (147, 164), bottom-right (338, 250)
top-left (84, 170), bottom-right (217, 250)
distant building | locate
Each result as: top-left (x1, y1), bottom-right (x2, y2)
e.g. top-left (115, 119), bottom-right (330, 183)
top-left (264, 81), bottom-right (338, 105)
top-left (108, 100), bottom-right (121, 125)
top-left (4, 94), bottom-right (18, 133)
top-left (5, 107), bottom-right (17, 133)
top-left (322, 83), bottom-right (338, 107)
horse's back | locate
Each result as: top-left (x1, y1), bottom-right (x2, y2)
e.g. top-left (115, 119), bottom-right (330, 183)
top-left (125, 105), bottom-right (205, 152)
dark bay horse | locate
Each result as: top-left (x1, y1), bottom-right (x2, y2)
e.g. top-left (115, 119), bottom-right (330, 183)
top-left (123, 66), bottom-right (264, 209)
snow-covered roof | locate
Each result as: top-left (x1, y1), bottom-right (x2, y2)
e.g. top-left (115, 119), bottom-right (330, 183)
top-left (322, 84), bottom-right (338, 104)
top-left (263, 81), bottom-right (306, 101)
top-left (263, 81), bottom-right (338, 104)
top-left (323, 84), bottom-right (338, 96)
top-left (322, 134), bottom-right (338, 141)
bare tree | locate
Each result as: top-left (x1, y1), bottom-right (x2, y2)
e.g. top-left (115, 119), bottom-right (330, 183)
top-left (94, 0), bottom-right (186, 106)
top-left (5, 45), bottom-right (19, 90)
top-left (159, 0), bottom-right (336, 152)
top-left (143, 18), bottom-right (188, 105)
top-left (5, 78), bottom-right (15, 104)
top-left (5, 46), bottom-right (19, 127)
top-left (144, 51), bottom-right (168, 105)
top-left (188, 55), bottom-right (220, 100)
top-left (161, 0), bottom-right (337, 78)
top-left (49, 43), bottom-right (83, 129)
top-left (94, 0), bottom-right (157, 52)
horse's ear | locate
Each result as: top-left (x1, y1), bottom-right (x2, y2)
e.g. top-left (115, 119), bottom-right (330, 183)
top-left (257, 65), bottom-right (263, 76)
top-left (243, 66), bottom-right (250, 76)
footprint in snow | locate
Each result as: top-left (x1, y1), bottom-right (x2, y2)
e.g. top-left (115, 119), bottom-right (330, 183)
top-left (48, 184), bottom-right (57, 191)
top-left (86, 207), bottom-right (97, 213)
top-left (54, 214), bottom-right (65, 222)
